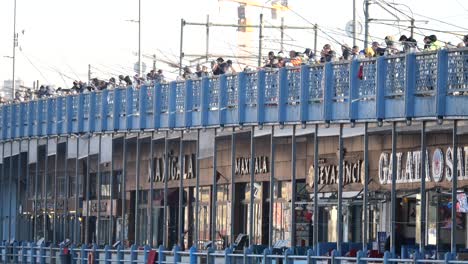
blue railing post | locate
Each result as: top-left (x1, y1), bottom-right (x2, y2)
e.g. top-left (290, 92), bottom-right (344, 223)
top-left (173, 245), bottom-right (181, 264)
top-left (200, 77), bottom-right (210, 127)
top-left (89, 92), bottom-right (97, 132)
top-left (158, 245), bottom-right (165, 264)
top-left (189, 246), bottom-right (197, 264)
top-left (143, 245), bottom-right (150, 264)
top-left (323, 62), bottom-right (333, 123)
top-left (130, 244), bottom-right (137, 263)
top-left (139, 85), bottom-right (147, 129)
top-left (237, 72), bottom-right (246, 125)
top-left (154, 83), bottom-right (162, 129)
top-left (444, 252), bottom-right (454, 264)
top-left (126, 87), bottom-right (133, 129)
top-left (113, 88), bottom-right (122, 130)
top-left (307, 248), bottom-right (315, 264)
top-left (101, 89), bottom-right (109, 131)
top-left (257, 70), bottom-right (266, 125)
top-left (436, 49), bottom-right (448, 119)
top-left (12, 241), bottom-right (18, 264)
top-left (207, 246), bottom-right (215, 264)
top-left (224, 246), bottom-right (233, 264)
top-left (300, 65), bottom-right (310, 124)
top-left (405, 52), bottom-right (416, 122)
top-left (262, 247), bottom-right (271, 264)
top-left (92, 243), bottom-right (98, 263)
top-left (219, 74), bottom-right (228, 126)
top-left (70, 245), bottom-right (77, 264)
top-left (283, 247), bottom-right (293, 264)
top-left (331, 249), bottom-right (339, 264)
top-left (349, 59), bottom-right (360, 122)
top-left (39, 243), bottom-right (45, 264)
top-left (117, 244), bottom-right (124, 264)
top-left (184, 80), bottom-right (193, 128)
top-left (376, 56), bottom-right (387, 121)
top-left (80, 244), bottom-right (87, 264)
top-left (356, 250), bottom-right (365, 264)
top-left (104, 245), bottom-right (111, 264)
top-left (383, 251), bottom-right (391, 264)
top-left (21, 242), bottom-right (27, 264)
top-left (168, 82), bottom-right (177, 129)
top-left (278, 67), bottom-right (288, 124)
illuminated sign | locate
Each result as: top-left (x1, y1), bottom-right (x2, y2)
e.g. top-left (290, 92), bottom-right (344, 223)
top-left (378, 146), bottom-right (468, 185)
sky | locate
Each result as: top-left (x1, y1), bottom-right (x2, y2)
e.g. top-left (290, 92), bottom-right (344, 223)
top-left (0, 0), bottom-right (467, 89)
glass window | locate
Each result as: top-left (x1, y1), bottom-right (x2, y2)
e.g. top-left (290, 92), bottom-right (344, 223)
top-left (215, 185), bottom-right (230, 249)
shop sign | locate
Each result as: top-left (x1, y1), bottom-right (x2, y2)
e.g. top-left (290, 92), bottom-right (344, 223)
top-left (378, 146), bottom-right (468, 185)
top-left (307, 160), bottom-right (363, 187)
top-left (34, 200), bottom-right (65, 211)
top-left (148, 154), bottom-right (196, 182)
top-left (235, 156), bottom-right (269, 175)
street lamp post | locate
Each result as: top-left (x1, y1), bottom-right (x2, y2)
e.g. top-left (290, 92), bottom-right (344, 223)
top-left (138, 0), bottom-right (141, 77)
top-left (12, 0), bottom-right (18, 99)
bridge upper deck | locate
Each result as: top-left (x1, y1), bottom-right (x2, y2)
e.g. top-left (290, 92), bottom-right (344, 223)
top-left (1, 48), bottom-right (467, 140)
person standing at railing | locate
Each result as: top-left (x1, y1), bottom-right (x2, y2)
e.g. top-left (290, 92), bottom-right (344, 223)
top-left (424, 35), bottom-right (443, 51)
top-left (458, 35), bottom-right (468, 48)
top-left (399, 35), bottom-right (418, 53)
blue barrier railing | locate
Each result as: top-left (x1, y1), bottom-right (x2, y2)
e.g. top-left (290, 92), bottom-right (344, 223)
top-left (0, 241), bottom-right (462, 264)
top-left (1, 49), bottom-right (468, 140)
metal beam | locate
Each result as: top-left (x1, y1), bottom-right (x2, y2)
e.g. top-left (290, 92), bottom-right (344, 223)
top-left (149, 132), bottom-right (155, 248)
top-left (249, 126), bottom-right (255, 246)
top-left (121, 134), bottom-right (127, 244)
top-left (195, 129), bottom-right (201, 248)
top-left (420, 121), bottom-right (426, 254)
top-left (391, 122), bottom-right (397, 256)
top-left (230, 128), bottom-right (236, 245)
top-left (268, 126), bottom-right (275, 248)
top-left (212, 128), bottom-right (218, 245)
top-left (313, 124), bottom-right (319, 250)
top-left (451, 120), bottom-right (458, 254)
top-left (337, 124), bottom-right (344, 252)
top-left (290, 125), bottom-right (297, 248)
top-left (362, 123), bottom-right (369, 251)
top-left (163, 131), bottom-right (169, 248)
top-left (135, 133), bottom-right (141, 245)
top-left (178, 131), bottom-right (184, 247)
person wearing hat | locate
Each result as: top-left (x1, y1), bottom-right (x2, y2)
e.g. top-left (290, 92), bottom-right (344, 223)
top-left (384, 35), bottom-right (400, 55)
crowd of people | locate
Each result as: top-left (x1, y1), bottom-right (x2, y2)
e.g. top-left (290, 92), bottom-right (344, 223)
top-left (2, 33), bottom-right (467, 105)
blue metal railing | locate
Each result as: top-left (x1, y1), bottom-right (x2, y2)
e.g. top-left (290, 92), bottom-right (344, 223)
top-left (0, 49), bottom-right (467, 140)
top-left (0, 241), bottom-right (461, 264)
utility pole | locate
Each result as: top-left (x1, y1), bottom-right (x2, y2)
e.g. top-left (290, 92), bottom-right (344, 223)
top-left (258, 13), bottom-right (264, 67)
top-left (206, 15), bottom-right (210, 63)
top-left (314, 24), bottom-right (318, 61)
top-left (179, 19), bottom-right (185, 76)
top-left (280, 17), bottom-right (284, 51)
top-left (353, 0), bottom-right (356, 47)
top-left (138, 0), bottom-right (142, 77)
top-left (153, 54), bottom-right (157, 71)
top-left (410, 18), bottom-right (415, 38)
top-left (88, 64), bottom-right (91, 85)
top-left (364, 0), bottom-right (370, 48)
top-left (12, 0), bottom-right (17, 99)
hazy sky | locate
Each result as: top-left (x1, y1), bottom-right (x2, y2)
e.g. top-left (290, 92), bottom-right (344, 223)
top-left (0, 0), bottom-right (467, 88)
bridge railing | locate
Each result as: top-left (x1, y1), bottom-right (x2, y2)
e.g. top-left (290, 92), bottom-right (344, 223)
top-left (2, 48), bottom-right (468, 140)
top-left (0, 241), bottom-right (462, 264)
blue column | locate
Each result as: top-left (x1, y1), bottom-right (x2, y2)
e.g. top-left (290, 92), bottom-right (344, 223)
top-left (375, 56), bottom-right (387, 121)
top-left (436, 49), bottom-right (448, 119)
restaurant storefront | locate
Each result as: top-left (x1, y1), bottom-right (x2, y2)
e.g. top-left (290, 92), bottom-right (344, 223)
top-left (3, 122), bottom-right (468, 255)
